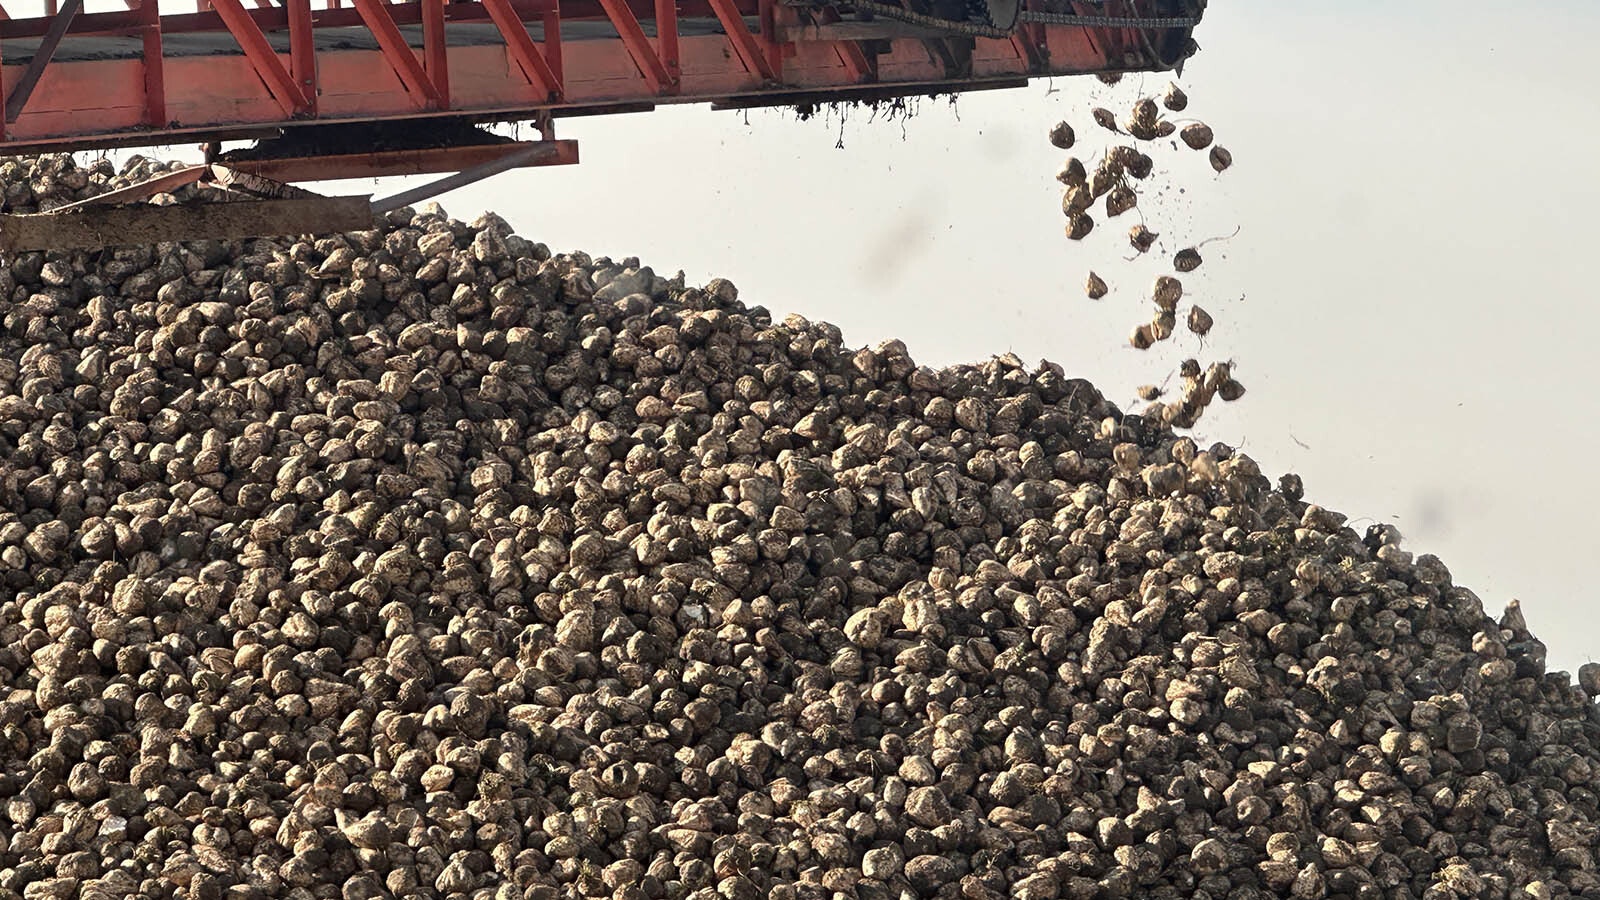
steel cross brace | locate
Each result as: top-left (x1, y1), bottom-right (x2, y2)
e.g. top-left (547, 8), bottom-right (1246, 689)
top-left (598, 0), bottom-right (675, 93)
top-left (211, 0), bottom-right (311, 115)
top-left (482, 0), bottom-right (563, 102)
top-left (5, 0), bottom-right (82, 123)
top-left (707, 0), bottom-right (778, 83)
top-left (350, 0), bottom-right (445, 107)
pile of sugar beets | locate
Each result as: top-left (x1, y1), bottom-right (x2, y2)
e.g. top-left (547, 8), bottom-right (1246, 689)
top-left (0, 153), bottom-right (1596, 900)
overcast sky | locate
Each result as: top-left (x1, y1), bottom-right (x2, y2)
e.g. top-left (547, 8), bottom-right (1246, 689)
top-left (304, 0), bottom-right (1600, 674)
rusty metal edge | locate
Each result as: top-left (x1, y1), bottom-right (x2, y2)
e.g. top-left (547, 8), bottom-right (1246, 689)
top-left (43, 165), bottom-right (211, 215)
top-left (0, 195), bottom-right (374, 252)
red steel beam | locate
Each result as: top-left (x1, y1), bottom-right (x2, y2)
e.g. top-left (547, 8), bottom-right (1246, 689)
top-left (350, 0), bottom-right (443, 107)
top-left (541, 6), bottom-right (563, 86)
top-left (816, 4), bottom-right (872, 83)
top-left (211, 0), bottom-right (310, 115)
top-left (598, 0), bottom-right (671, 92)
top-left (482, 0), bottom-right (562, 101)
top-left (0, 0), bottom-right (1194, 154)
top-left (706, 0), bottom-right (774, 82)
top-left (422, 0), bottom-right (449, 106)
top-left (654, 0), bottom-right (679, 85)
top-left (0, 1), bottom-right (739, 41)
top-left (141, 0), bottom-right (166, 126)
top-left (1010, 28), bottom-right (1042, 71)
top-left (834, 41), bottom-right (872, 82)
top-left (1070, 0), bottom-right (1120, 65)
top-left (287, 0), bottom-right (317, 114)
top-left (1017, 0), bottom-right (1046, 67)
top-left (0, 8), bottom-right (164, 39)
top-left (758, 0), bottom-right (779, 75)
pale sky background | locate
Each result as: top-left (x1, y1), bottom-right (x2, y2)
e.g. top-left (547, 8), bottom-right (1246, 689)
top-left (45, 1), bottom-right (1600, 672)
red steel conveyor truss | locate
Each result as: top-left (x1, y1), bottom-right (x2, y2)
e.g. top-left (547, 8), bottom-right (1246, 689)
top-left (0, 0), bottom-right (1200, 181)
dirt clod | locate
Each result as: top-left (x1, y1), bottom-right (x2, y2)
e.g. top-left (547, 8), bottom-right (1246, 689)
top-left (1086, 271), bottom-right (1109, 299)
